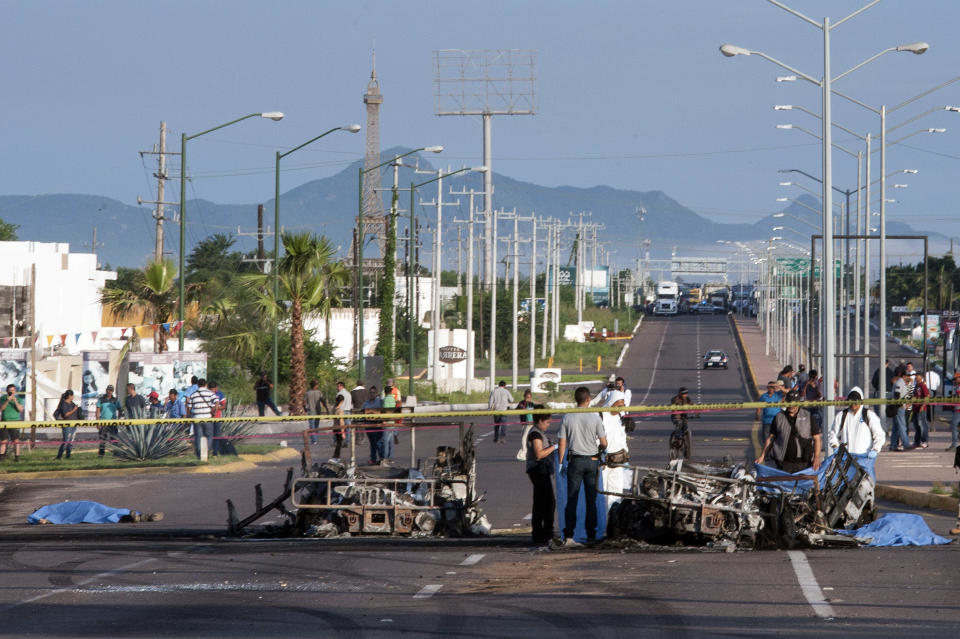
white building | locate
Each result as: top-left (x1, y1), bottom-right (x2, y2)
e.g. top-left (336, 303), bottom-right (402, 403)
top-left (0, 241), bottom-right (115, 352)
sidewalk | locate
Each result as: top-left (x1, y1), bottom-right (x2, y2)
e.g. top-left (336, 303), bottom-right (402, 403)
top-left (732, 316), bottom-right (959, 513)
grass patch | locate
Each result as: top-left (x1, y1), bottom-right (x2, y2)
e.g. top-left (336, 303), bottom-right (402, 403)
top-left (0, 443), bottom-right (283, 474)
top-left (930, 482), bottom-right (960, 499)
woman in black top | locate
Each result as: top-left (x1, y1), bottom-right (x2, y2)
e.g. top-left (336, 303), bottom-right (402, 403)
top-left (525, 407), bottom-right (559, 545)
top-left (55, 389), bottom-right (81, 460)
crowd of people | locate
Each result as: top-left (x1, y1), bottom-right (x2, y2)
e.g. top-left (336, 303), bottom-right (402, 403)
top-left (21, 376), bottom-right (229, 462)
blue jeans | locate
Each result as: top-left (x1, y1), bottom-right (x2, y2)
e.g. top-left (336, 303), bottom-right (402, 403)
top-left (367, 427), bottom-right (383, 464)
top-left (950, 411), bottom-right (960, 448)
top-left (257, 399), bottom-right (281, 417)
top-left (379, 426), bottom-right (396, 460)
top-left (194, 422), bottom-right (214, 458)
top-left (563, 455), bottom-right (600, 541)
top-left (57, 426), bottom-right (77, 459)
top-left (493, 415), bottom-right (506, 441)
top-left (308, 418), bottom-right (320, 444)
top-left (211, 422), bottom-right (222, 455)
top-left (911, 410), bottom-right (929, 447)
top-left (890, 407), bottom-right (908, 449)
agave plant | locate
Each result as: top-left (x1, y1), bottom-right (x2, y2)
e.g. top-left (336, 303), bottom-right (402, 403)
top-left (215, 405), bottom-right (258, 456)
top-left (110, 422), bottom-right (191, 461)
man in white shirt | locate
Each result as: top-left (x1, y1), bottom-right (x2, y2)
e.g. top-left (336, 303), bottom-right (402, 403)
top-left (615, 376), bottom-right (632, 408)
top-left (599, 386), bottom-right (629, 513)
top-left (828, 386), bottom-right (885, 457)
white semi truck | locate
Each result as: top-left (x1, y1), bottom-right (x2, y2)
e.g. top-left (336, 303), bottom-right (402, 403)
top-left (653, 281), bottom-right (679, 316)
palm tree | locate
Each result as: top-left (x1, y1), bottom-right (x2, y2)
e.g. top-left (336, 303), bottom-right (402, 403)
top-left (101, 259), bottom-right (179, 352)
top-left (241, 232), bottom-right (344, 415)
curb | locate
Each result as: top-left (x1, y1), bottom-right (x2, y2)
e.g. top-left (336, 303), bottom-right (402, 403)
top-left (0, 447), bottom-right (299, 481)
top-left (876, 483), bottom-right (959, 513)
top-left (729, 316), bottom-right (760, 398)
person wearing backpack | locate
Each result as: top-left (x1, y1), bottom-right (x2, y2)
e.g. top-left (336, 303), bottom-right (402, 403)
top-left (828, 386), bottom-right (886, 457)
top-left (755, 388), bottom-right (822, 473)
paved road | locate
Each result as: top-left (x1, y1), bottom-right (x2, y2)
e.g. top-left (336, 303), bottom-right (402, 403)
top-left (0, 314), bottom-right (956, 637)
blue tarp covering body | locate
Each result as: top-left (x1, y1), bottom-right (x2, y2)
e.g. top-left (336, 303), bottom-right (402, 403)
top-left (754, 450), bottom-right (876, 494)
top-left (555, 462), bottom-right (607, 543)
top-left (28, 501), bottom-right (132, 525)
top-left (841, 513), bottom-right (952, 547)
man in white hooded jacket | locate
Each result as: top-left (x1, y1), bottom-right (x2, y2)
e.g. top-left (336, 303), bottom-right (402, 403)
top-left (828, 386), bottom-right (885, 456)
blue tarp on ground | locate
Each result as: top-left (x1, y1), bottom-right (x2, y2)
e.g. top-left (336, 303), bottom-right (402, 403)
top-left (839, 513), bottom-right (953, 547)
top-left (27, 501), bottom-right (132, 525)
top-left (754, 450), bottom-right (877, 494)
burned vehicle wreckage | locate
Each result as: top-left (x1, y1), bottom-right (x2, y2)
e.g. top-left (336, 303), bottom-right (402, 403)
top-left (227, 425), bottom-right (489, 538)
top-left (604, 445), bottom-right (876, 549)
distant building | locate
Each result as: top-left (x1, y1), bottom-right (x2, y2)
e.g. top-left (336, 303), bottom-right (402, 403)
top-left (0, 241), bottom-right (116, 351)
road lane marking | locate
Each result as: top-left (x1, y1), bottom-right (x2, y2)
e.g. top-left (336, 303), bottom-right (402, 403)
top-left (7, 558), bottom-right (157, 610)
top-left (638, 319), bottom-right (671, 406)
top-left (413, 584), bottom-right (442, 599)
top-left (460, 553), bottom-right (485, 566)
top-left (522, 513), bottom-right (532, 520)
top-left (787, 551), bottom-right (836, 620)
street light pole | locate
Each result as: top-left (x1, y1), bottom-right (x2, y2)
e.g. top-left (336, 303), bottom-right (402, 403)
top-left (273, 124), bottom-right (360, 402)
top-left (357, 146), bottom-right (443, 382)
top-left (406, 165), bottom-right (486, 397)
top-left (178, 111), bottom-right (284, 351)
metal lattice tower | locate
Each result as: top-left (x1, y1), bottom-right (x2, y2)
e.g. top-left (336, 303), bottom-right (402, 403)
top-left (353, 50), bottom-right (386, 269)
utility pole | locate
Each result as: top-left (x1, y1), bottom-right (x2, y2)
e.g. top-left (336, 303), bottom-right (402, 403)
top-left (138, 121), bottom-right (178, 263)
top-left (257, 203), bottom-right (265, 266)
top-left (529, 216), bottom-right (537, 376)
top-left (450, 188), bottom-right (489, 393)
top-left (541, 217), bottom-right (552, 359)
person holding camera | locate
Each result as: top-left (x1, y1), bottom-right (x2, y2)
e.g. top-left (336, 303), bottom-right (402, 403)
top-left (0, 384), bottom-right (24, 461)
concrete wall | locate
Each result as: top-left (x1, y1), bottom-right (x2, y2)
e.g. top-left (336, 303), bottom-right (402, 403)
top-left (303, 307), bottom-right (380, 363)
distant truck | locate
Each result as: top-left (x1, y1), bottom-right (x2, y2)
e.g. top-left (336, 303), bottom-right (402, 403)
top-left (653, 281), bottom-right (679, 316)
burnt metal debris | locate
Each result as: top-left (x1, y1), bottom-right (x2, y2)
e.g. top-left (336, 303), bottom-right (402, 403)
top-left (604, 445), bottom-right (876, 549)
top-left (227, 426), bottom-right (489, 538)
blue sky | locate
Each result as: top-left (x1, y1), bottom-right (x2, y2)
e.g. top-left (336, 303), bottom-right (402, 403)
top-left (2, 0), bottom-right (959, 245)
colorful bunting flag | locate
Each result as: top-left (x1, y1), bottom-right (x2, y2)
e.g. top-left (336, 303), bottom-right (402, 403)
top-left (1, 338), bottom-right (9, 348)
top-left (91, 331), bottom-right (98, 343)
top-left (162, 322), bottom-right (170, 331)
top-left (59, 334), bottom-right (67, 346)
top-left (45, 335), bottom-right (53, 347)
top-left (18, 337), bottom-right (26, 348)
top-left (74, 333), bottom-right (81, 344)
top-left (121, 328), bottom-right (128, 337)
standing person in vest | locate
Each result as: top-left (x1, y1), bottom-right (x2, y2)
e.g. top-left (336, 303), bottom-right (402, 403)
top-left (755, 388), bottom-right (822, 473)
top-left (525, 407), bottom-right (559, 546)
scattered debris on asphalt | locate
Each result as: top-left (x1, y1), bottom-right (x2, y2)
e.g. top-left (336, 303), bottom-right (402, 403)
top-left (227, 428), bottom-right (489, 538)
top-left (604, 445), bottom-right (876, 549)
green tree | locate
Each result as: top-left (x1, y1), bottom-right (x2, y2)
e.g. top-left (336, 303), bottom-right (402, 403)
top-left (101, 259), bottom-right (179, 352)
top-left (0, 218), bottom-right (18, 241)
top-left (240, 232), bottom-right (344, 415)
top-left (375, 190), bottom-right (399, 368)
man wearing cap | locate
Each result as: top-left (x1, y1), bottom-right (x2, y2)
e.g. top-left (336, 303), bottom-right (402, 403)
top-left (756, 381), bottom-right (784, 442)
top-left (756, 388), bottom-right (822, 472)
top-left (828, 386), bottom-right (885, 457)
top-left (147, 391), bottom-right (164, 419)
top-left (889, 371), bottom-right (910, 451)
top-left (95, 384), bottom-right (122, 457)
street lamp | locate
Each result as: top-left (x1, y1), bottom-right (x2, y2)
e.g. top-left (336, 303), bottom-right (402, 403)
top-left (356, 146), bottom-right (443, 381)
top-left (721, 1), bottom-right (927, 426)
top-left (271, 124), bottom-right (360, 402)
top-left (406, 165), bottom-right (486, 398)
top-left (178, 112), bottom-right (284, 350)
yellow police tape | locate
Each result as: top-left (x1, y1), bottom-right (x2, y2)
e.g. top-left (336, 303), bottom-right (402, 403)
top-left (2, 396), bottom-right (950, 428)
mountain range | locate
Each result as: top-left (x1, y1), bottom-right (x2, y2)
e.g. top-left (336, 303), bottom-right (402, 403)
top-left (0, 146), bottom-right (940, 270)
